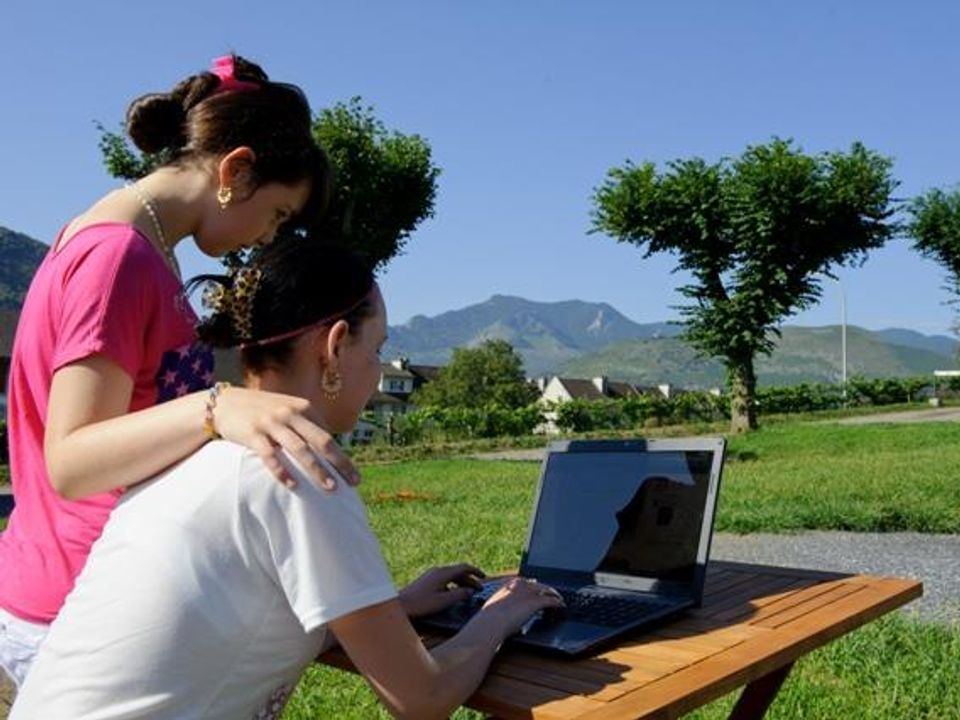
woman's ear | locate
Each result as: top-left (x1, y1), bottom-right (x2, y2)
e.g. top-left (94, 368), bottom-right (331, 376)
top-left (218, 147), bottom-right (258, 201)
top-left (323, 319), bottom-right (351, 372)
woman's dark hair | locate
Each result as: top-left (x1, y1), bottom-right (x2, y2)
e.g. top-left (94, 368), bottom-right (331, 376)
top-left (125, 54), bottom-right (331, 228)
top-left (194, 234), bottom-right (377, 373)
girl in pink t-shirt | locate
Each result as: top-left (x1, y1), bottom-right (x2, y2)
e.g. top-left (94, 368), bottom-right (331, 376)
top-left (0, 54), bottom-right (358, 687)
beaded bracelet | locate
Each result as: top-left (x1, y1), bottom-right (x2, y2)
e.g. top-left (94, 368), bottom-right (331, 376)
top-left (202, 382), bottom-right (230, 440)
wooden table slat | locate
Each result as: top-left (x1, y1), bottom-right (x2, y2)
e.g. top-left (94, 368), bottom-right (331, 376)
top-left (489, 656), bottom-right (641, 703)
top-left (697, 574), bottom-right (812, 621)
top-left (707, 576), bottom-right (846, 624)
top-left (701, 570), bottom-right (761, 599)
top-left (753, 582), bottom-right (867, 629)
top-left (469, 675), bottom-right (606, 720)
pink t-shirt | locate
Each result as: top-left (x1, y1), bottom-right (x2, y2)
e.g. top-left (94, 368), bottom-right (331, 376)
top-left (0, 223), bottom-right (214, 623)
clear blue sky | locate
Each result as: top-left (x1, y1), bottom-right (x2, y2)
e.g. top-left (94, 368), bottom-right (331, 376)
top-left (3, 1), bottom-right (959, 335)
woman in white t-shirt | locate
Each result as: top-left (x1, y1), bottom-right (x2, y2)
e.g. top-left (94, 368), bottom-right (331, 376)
top-left (12, 238), bottom-right (562, 720)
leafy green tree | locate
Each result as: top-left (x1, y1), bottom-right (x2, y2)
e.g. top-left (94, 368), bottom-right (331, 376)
top-left (592, 138), bottom-right (898, 432)
top-left (412, 339), bottom-right (540, 410)
top-left (909, 188), bottom-right (960, 346)
top-left (312, 98), bottom-right (439, 270)
top-left (98, 97), bottom-right (439, 270)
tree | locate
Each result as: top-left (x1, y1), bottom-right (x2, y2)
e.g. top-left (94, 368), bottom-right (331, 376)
top-left (592, 138), bottom-right (898, 432)
top-left (98, 97), bottom-right (439, 271)
top-left (909, 188), bottom-right (960, 343)
top-left (312, 98), bottom-right (439, 271)
top-left (411, 339), bottom-right (540, 410)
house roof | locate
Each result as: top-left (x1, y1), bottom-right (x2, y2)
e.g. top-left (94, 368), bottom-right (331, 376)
top-left (368, 391), bottom-right (407, 406)
top-left (555, 378), bottom-right (605, 400)
top-left (607, 380), bottom-right (642, 399)
top-left (380, 363), bottom-right (415, 379)
top-left (551, 376), bottom-right (655, 401)
top-left (408, 364), bottom-right (441, 382)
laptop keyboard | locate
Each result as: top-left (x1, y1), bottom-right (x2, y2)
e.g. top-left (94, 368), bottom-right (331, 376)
top-left (459, 583), bottom-right (667, 629)
top-left (556, 589), bottom-right (664, 627)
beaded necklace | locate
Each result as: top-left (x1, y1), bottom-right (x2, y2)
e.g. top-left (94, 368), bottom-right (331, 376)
top-left (128, 183), bottom-right (181, 280)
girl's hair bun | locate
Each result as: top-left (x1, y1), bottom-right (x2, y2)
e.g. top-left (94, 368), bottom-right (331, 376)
top-left (126, 93), bottom-right (186, 154)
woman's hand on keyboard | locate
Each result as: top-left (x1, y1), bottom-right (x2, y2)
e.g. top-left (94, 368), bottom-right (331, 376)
top-left (399, 563), bottom-right (487, 618)
top-left (479, 577), bottom-right (565, 636)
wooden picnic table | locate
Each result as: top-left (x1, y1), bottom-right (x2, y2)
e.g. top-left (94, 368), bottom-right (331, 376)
top-left (318, 560), bottom-right (922, 719)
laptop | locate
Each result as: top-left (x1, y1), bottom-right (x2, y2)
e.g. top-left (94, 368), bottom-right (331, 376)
top-left (419, 437), bottom-right (726, 656)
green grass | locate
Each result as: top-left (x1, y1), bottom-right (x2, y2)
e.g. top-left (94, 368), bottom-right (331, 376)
top-left (358, 459), bottom-right (539, 585)
top-left (720, 422), bottom-right (960, 533)
top-left (686, 614), bottom-right (960, 720)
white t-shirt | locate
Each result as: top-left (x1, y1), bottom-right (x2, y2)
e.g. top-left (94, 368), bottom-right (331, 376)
top-left (12, 441), bottom-right (397, 720)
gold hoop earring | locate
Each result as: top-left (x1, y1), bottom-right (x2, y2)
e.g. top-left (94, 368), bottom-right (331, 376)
top-left (321, 370), bottom-right (342, 401)
top-left (217, 186), bottom-right (233, 210)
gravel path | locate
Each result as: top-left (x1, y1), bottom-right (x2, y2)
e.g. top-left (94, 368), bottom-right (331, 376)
top-left (711, 531), bottom-right (959, 624)
top-left (831, 406), bottom-right (960, 424)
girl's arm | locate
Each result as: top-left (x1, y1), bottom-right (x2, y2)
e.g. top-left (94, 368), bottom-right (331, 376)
top-left (44, 355), bottom-right (357, 499)
top-left (329, 578), bottom-right (561, 720)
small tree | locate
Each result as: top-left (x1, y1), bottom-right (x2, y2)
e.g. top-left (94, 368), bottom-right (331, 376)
top-left (592, 138), bottom-right (897, 432)
top-left (412, 339), bottom-right (540, 410)
top-left (909, 187), bottom-right (960, 349)
top-left (98, 97), bottom-right (439, 271)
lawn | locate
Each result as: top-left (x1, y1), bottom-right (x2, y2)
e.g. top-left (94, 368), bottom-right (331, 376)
top-left (281, 420), bottom-right (960, 718)
top-left (720, 421), bottom-right (960, 533)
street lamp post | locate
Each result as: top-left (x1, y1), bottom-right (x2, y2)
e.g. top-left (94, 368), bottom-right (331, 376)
top-left (835, 279), bottom-right (847, 403)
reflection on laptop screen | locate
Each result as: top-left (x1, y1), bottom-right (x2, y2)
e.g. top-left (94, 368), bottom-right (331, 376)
top-left (526, 451), bottom-right (714, 584)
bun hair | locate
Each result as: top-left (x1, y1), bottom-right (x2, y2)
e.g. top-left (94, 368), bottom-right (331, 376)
top-left (125, 93), bottom-right (186, 154)
top-left (230, 56), bottom-right (269, 84)
top-left (125, 71), bottom-right (221, 154)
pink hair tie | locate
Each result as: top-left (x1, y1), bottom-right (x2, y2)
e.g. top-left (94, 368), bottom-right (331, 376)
top-left (238, 284), bottom-right (376, 351)
top-left (210, 55), bottom-right (259, 93)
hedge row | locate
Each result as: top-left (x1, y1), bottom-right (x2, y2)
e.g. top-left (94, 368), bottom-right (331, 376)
top-left (386, 375), bottom-right (952, 441)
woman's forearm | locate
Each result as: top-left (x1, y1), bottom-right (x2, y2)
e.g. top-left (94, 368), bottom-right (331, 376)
top-left (45, 390), bottom-right (209, 499)
top-left (333, 601), bottom-right (511, 720)
top-left (419, 612), bottom-right (507, 716)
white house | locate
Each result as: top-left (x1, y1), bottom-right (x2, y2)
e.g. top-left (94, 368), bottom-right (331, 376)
top-left (536, 375), bottom-right (674, 434)
top-left (350, 358), bottom-right (441, 444)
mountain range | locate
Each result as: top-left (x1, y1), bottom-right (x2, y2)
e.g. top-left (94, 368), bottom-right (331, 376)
top-left (383, 295), bottom-right (958, 387)
top-left (2, 225), bottom-right (957, 387)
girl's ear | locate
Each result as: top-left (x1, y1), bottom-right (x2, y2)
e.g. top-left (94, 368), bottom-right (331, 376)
top-left (218, 147), bottom-right (258, 201)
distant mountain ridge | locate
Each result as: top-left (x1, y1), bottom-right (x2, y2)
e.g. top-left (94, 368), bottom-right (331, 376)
top-left (558, 326), bottom-right (955, 388)
top-left (385, 294), bottom-right (682, 372)
top-left (384, 295), bottom-right (959, 386)
top-left (874, 328), bottom-right (958, 358)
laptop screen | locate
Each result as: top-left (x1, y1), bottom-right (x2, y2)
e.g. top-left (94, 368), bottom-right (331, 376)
top-left (524, 449), bottom-right (716, 587)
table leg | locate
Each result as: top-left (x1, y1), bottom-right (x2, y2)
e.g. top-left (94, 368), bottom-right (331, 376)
top-left (727, 661), bottom-right (794, 720)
